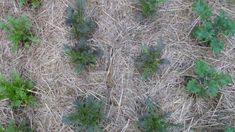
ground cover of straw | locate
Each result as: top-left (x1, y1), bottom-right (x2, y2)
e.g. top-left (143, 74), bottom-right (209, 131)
top-left (0, 0), bottom-right (235, 131)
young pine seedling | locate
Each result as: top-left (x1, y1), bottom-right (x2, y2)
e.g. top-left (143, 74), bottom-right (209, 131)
top-left (0, 70), bottom-right (36, 108)
top-left (0, 15), bottom-right (39, 51)
top-left (192, 0), bottom-right (235, 54)
top-left (186, 59), bottom-right (232, 97)
top-left (63, 96), bottom-right (104, 132)
top-left (137, 97), bottom-right (168, 132)
top-left (137, 0), bottom-right (165, 18)
top-left (65, 0), bottom-right (97, 39)
top-left (18, 0), bottom-right (42, 8)
top-left (64, 40), bottom-right (103, 73)
top-left (0, 120), bottom-right (34, 132)
top-left (135, 42), bottom-right (169, 79)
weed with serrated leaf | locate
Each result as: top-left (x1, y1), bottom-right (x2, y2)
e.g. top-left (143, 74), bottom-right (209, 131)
top-left (186, 59), bottom-right (232, 97)
top-left (0, 70), bottom-right (36, 108)
top-left (192, 0), bottom-right (235, 54)
top-left (0, 15), bottom-right (39, 51)
top-left (225, 126), bottom-right (235, 132)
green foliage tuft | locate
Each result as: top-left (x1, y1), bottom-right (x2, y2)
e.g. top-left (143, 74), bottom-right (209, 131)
top-left (63, 96), bottom-right (104, 132)
top-left (64, 0), bottom-right (102, 74)
top-left (193, 0), bottom-right (212, 20)
top-left (137, 97), bottom-right (167, 132)
top-left (186, 59), bottom-right (232, 97)
top-left (64, 41), bottom-right (102, 73)
top-left (18, 0), bottom-right (41, 8)
top-left (0, 120), bottom-right (33, 132)
top-left (137, 0), bottom-right (165, 17)
top-left (192, 0), bottom-right (235, 53)
top-left (65, 0), bottom-right (97, 39)
top-left (135, 43), bottom-right (169, 79)
top-left (0, 15), bottom-right (39, 51)
top-left (225, 126), bottom-right (235, 132)
top-left (0, 70), bottom-right (36, 108)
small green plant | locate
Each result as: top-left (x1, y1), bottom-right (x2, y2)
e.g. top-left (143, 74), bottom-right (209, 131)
top-left (65, 0), bottom-right (97, 39)
top-left (0, 120), bottom-right (33, 132)
top-left (63, 96), bottom-right (104, 132)
top-left (186, 59), bottom-right (232, 97)
top-left (0, 70), bottom-right (36, 108)
top-left (64, 41), bottom-right (102, 73)
top-left (18, 0), bottom-right (41, 8)
top-left (0, 15), bottom-right (39, 51)
top-left (64, 0), bottom-right (102, 73)
top-left (135, 42), bottom-right (169, 79)
top-left (225, 126), bottom-right (235, 132)
top-left (192, 0), bottom-right (235, 54)
top-left (137, 97), bottom-right (168, 132)
top-left (137, 0), bottom-right (165, 17)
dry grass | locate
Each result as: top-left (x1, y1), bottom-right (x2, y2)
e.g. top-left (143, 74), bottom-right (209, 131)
top-left (0, 0), bottom-right (235, 131)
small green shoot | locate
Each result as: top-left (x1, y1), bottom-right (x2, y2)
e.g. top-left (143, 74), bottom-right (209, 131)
top-left (18, 0), bottom-right (41, 8)
top-left (135, 42), bottom-right (169, 79)
top-left (0, 15), bottom-right (39, 51)
top-left (186, 59), bottom-right (232, 97)
top-left (137, 0), bottom-right (165, 17)
top-left (0, 120), bottom-right (33, 132)
top-left (225, 126), bottom-right (235, 132)
top-left (65, 0), bottom-right (97, 39)
top-left (63, 96), bottom-right (104, 132)
top-left (0, 70), bottom-right (36, 108)
top-left (137, 97), bottom-right (168, 132)
top-left (192, 0), bottom-right (235, 54)
top-left (64, 0), bottom-right (102, 74)
top-left (64, 41), bottom-right (103, 73)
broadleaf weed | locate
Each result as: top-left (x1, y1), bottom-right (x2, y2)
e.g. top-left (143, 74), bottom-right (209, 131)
top-left (192, 0), bottom-right (235, 54)
top-left (186, 59), bottom-right (232, 97)
top-left (225, 126), bottom-right (235, 132)
top-left (0, 15), bottom-right (39, 51)
top-left (63, 96), bottom-right (104, 132)
top-left (0, 70), bottom-right (36, 108)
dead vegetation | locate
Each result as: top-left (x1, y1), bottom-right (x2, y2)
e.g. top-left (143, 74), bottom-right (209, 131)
top-left (0, 0), bottom-right (235, 131)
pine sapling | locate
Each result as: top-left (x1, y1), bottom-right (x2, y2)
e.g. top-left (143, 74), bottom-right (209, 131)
top-left (135, 42), bottom-right (169, 79)
top-left (64, 40), bottom-right (103, 73)
top-left (137, 0), bottom-right (165, 18)
top-left (0, 120), bottom-right (34, 132)
top-left (137, 97), bottom-right (168, 132)
top-left (18, 0), bottom-right (42, 8)
top-left (63, 96), bottom-right (104, 131)
top-left (65, 0), bottom-right (97, 39)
